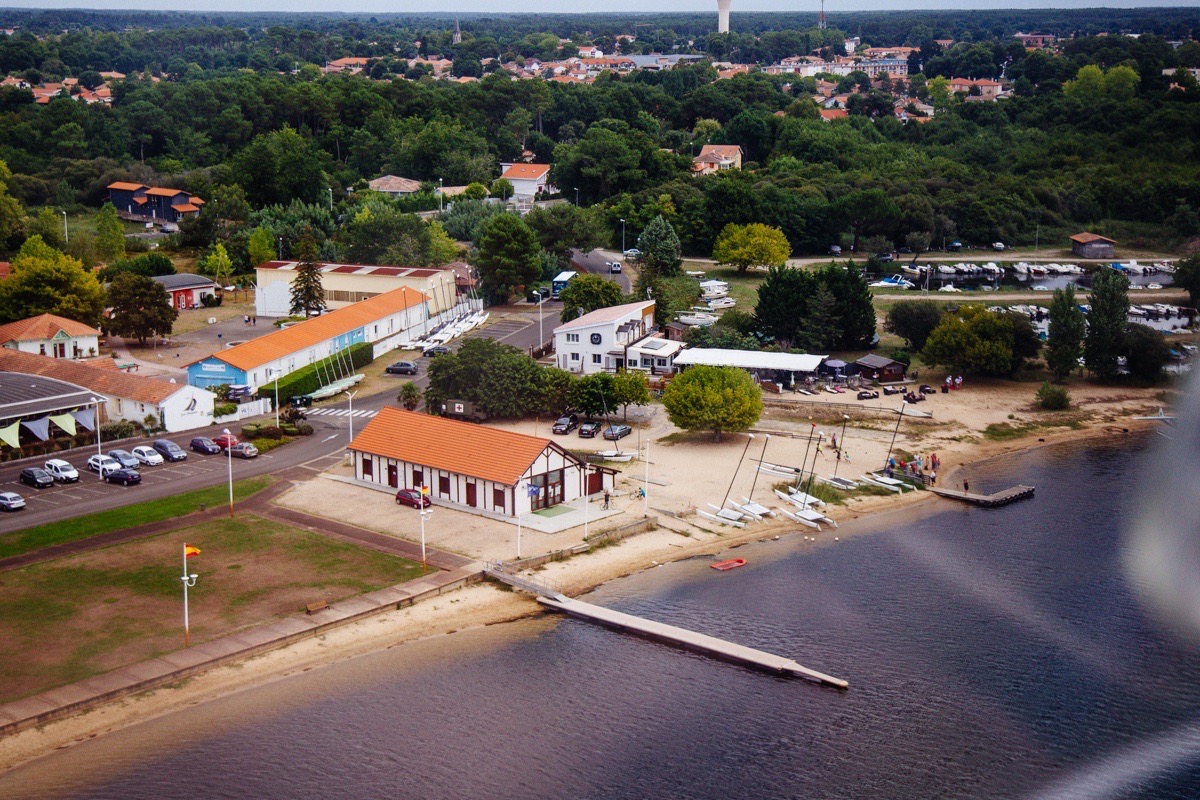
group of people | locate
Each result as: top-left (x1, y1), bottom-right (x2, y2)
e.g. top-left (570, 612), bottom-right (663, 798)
top-left (943, 375), bottom-right (965, 391)
top-left (885, 452), bottom-right (941, 485)
top-left (243, 315), bottom-right (258, 326)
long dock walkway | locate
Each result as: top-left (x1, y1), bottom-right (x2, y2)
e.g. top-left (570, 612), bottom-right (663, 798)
top-left (930, 484), bottom-right (1036, 507)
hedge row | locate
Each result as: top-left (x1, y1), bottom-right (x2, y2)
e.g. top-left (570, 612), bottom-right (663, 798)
top-left (271, 342), bottom-right (374, 405)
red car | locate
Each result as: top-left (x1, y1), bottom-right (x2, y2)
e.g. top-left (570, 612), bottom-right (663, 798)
top-left (212, 433), bottom-right (239, 450)
top-left (395, 489), bottom-right (431, 509)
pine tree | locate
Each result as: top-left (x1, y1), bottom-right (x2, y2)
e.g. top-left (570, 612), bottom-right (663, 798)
top-left (94, 202), bottom-right (125, 262)
top-left (800, 284), bottom-right (841, 351)
top-left (1084, 268), bottom-right (1130, 379)
top-left (289, 229), bottom-right (326, 317)
top-left (1047, 286), bottom-right (1086, 381)
top-left (637, 215), bottom-right (682, 278)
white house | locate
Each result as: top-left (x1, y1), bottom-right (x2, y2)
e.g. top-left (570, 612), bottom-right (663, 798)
top-left (0, 313), bottom-right (101, 360)
top-left (255, 260), bottom-right (458, 318)
top-left (498, 163), bottom-right (556, 198)
top-left (349, 407), bottom-right (611, 516)
top-left (0, 349), bottom-right (217, 432)
top-left (554, 300), bottom-right (672, 375)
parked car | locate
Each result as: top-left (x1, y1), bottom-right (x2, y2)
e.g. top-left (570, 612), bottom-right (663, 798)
top-left (290, 395), bottom-right (313, 407)
top-left (578, 421), bottom-right (602, 438)
top-left (603, 424), bottom-right (633, 440)
top-left (107, 449), bottom-right (140, 469)
top-left (857, 390), bottom-right (880, 400)
top-left (946, 241), bottom-right (963, 252)
top-left (0, 491), bottom-right (25, 511)
top-left (423, 345), bottom-right (451, 357)
top-left (552, 414), bottom-right (578, 434)
top-left (897, 246), bottom-right (913, 254)
top-left (874, 252), bottom-right (895, 263)
top-left (44, 458), bottom-right (80, 482)
top-left (87, 454), bottom-right (121, 476)
top-left (152, 439), bottom-right (188, 462)
top-left (227, 442), bottom-right (259, 459)
top-left (992, 242), bottom-right (1006, 251)
top-left (190, 437), bottom-right (221, 455)
top-left (212, 433), bottom-right (239, 450)
top-left (608, 261), bottom-right (622, 273)
top-left (105, 468), bottom-right (142, 486)
top-left (131, 445), bottom-right (164, 466)
top-left (829, 245), bottom-right (843, 256)
top-left (395, 488), bottom-right (431, 509)
top-left (19, 467), bottom-right (53, 489)
top-left (386, 361), bottom-right (418, 375)
top-left (623, 248), bottom-right (641, 260)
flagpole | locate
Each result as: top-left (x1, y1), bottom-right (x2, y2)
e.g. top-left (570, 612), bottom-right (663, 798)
top-left (181, 543), bottom-right (199, 647)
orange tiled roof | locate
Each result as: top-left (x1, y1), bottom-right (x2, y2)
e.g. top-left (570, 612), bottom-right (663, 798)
top-left (819, 109), bottom-right (849, 120)
top-left (500, 163), bottom-right (551, 180)
top-left (107, 181), bottom-right (145, 191)
top-left (1070, 232), bottom-right (1116, 245)
top-left (171, 203), bottom-right (200, 213)
top-left (350, 407), bottom-right (557, 486)
top-left (144, 187), bottom-right (186, 197)
top-left (0, 349), bottom-right (184, 404)
top-left (697, 144), bottom-right (741, 161)
top-left (194, 285), bottom-right (428, 372)
top-left (0, 313), bottom-right (99, 344)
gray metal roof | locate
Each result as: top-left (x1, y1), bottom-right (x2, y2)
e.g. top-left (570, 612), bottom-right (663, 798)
top-left (0, 372), bottom-right (100, 424)
top-left (152, 273), bottom-right (217, 290)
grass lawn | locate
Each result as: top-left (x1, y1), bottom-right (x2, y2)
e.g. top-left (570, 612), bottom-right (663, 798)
top-left (0, 514), bottom-right (426, 701)
top-left (0, 476), bottom-right (274, 560)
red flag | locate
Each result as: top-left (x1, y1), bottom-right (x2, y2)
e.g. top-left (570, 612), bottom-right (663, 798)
top-left (184, 546), bottom-right (201, 557)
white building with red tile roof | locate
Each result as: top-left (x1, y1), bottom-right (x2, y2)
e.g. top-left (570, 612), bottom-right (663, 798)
top-left (0, 313), bottom-right (100, 360)
top-left (498, 163), bottom-right (556, 198)
top-left (692, 144), bottom-right (743, 174)
top-left (254, 260), bottom-right (459, 318)
top-left (349, 407), bottom-right (609, 516)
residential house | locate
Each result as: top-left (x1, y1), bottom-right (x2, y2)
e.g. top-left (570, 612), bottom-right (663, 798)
top-left (367, 175), bottom-right (424, 197)
top-left (1014, 33), bottom-right (1056, 49)
top-left (692, 144), bottom-right (743, 174)
top-left (107, 182), bottom-right (205, 224)
top-left (152, 273), bottom-right (219, 310)
top-left (349, 407), bottom-right (611, 515)
top-left (819, 108), bottom-right (849, 121)
top-left (498, 163), bottom-right (555, 198)
top-left (1070, 232), bottom-right (1117, 260)
top-left (325, 56), bottom-right (371, 74)
top-left (255, 260), bottom-right (457, 318)
top-left (949, 77), bottom-right (1003, 100)
top-left (0, 313), bottom-right (100, 359)
top-left (554, 300), bottom-right (668, 375)
top-left (0, 349), bottom-right (216, 432)
top-left (578, 46), bottom-right (603, 58)
top-left (188, 285), bottom-right (431, 390)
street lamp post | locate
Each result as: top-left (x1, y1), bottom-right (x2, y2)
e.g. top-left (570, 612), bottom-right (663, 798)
top-left (62, 211), bottom-right (69, 244)
top-left (344, 390), bottom-right (357, 443)
top-left (269, 369), bottom-right (280, 428)
top-left (438, 178), bottom-right (444, 212)
top-left (277, 236), bottom-right (283, 260)
top-left (181, 543), bottom-right (199, 647)
top-left (327, 187), bottom-right (334, 212)
top-left (223, 427), bottom-right (234, 518)
top-left (418, 485), bottom-right (431, 572)
top-left (91, 396), bottom-right (103, 460)
top-left (537, 293), bottom-right (544, 350)
top-left (620, 218), bottom-right (626, 254)
top-left (574, 187), bottom-right (579, 206)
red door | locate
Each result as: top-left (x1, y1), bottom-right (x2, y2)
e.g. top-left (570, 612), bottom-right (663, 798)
top-left (587, 470), bottom-right (603, 495)
top-left (466, 481), bottom-right (477, 507)
top-left (387, 464), bottom-right (398, 488)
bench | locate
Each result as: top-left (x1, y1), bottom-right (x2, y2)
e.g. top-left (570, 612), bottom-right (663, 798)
top-left (305, 599), bottom-right (330, 615)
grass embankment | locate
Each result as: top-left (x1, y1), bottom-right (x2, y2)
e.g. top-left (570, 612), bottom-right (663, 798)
top-left (0, 514), bottom-right (427, 701)
top-left (0, 476), bottom-right (274, 560)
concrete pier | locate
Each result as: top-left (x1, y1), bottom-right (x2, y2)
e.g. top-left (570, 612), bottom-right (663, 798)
top-left (538, 595), bottom-right (849, 689)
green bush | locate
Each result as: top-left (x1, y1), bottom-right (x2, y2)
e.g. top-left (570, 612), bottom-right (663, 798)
top-left (214, 402), bottom-right (237, 417)
top-left (280, 423), bottom-right (299, 436)
top-left (248, 436), bottom-right (291, 453)
top-left (272, 342), bottom-right (374, 401)
top-left (293, 422), bottom-right (313, 436)
top-left (1036, 381), bottom-right (1071, 410)
top-left (241, 423), bottom-right (263, 438)
top-left (100, 420), bottom-right (137, 440)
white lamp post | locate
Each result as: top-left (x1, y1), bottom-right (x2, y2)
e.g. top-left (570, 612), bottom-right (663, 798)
top-left (269, 369), bottom-right (280, 428)
top-left (62, 210), bottom-right (69, 244)
top-left (344, 390), bottom-right (357, 443)
top-left (438, 178), bottom-right (444, 212)
top-left (516, 482), bottom-right (525, 559)
top-left (223, 427), bottom-right (234, 518)
top-left (91, 396), bottom-right (103, 459)
top-left (537, 293), bottom-right (544, 349)
top-left (643, 416), bottom-right (652, 517)
top-left (620, 218), bottom-right (626, 253)
top-left (418, 485), bottom-right (431, 572)
top-left (181, 543), bottom-right (199, 647)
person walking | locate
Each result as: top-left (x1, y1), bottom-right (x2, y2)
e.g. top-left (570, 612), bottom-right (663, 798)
top-left (964, 479), bottom-right (970, 492)
top-left (603, 490), bottom-right (610, 510)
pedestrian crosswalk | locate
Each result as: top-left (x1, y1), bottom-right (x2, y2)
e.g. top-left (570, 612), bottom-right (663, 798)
top-left (305, 408), bottom-right (378, 418)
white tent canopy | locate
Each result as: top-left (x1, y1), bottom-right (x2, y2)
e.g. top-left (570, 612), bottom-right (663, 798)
top-left (672, 349), bottom-right (826, 373)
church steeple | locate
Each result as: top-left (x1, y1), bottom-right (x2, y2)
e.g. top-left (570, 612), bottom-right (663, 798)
top-left (452, 18), bottom-right (462, 45)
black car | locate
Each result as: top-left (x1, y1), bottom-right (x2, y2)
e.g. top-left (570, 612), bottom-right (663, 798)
top-left (552, 414), bottom-right (578, 434)
top-left (19, 467), bottom-right (53, 489)
top-left (105, 468), bottom-right (142, 486)
top-left (190, 436), bottom-right (221, 454)
top-left (423, 346), bottom-right (451, 357)
top-left (603, 424), bottom-right (633, 441)
top-left (578, 421), bottom-right (602, 438)
top-left (386, 361), bottom-right (418, 375)
top-left (153, 439), bottom-right (187, 462)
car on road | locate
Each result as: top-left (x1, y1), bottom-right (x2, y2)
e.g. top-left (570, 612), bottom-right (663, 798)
top-left (623, 248), bottom-right (641, 260)
top-left (423, 345), bottom-right (451, 357)
top-left (212, 433), bottom-right (239, 450)
top-left (395, 488), bottom-right (431, 508)
top-left (578, 421), bottom-right (602, 438)
top-left (857, 390), bottom-right (880, 400)
top-left (19, 467), bottom-right (54, 489)
top-left (44, 458), bottom-right (80, 482)
top-left (603, 424), bottom-right (633, 440)
top-left (227, 442), bottom-right (259, 459)
top-left (105, 468), bottom-right (142, 486)
top-left (386, 360), bottom-right (418, 375)
top-left (607, 261), bottom-right (622, 273)
top-left (107, 449), bottom-right (140, 469)
top-left (87, 454), bottom-right (121, 476)
top-left (0, 491), bottom-right (25, 511)
top-left (131, 445), bottom-right (165, 466)
top-left (552, 414), bottom-right (578, 434)
top-left (190, 437), bottom-right (221, 455)
top-left (153, 439), bottom-right (188, 462)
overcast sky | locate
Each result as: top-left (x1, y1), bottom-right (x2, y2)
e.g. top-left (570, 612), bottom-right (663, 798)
top-left (0, 1), bottom-right (1195, 13)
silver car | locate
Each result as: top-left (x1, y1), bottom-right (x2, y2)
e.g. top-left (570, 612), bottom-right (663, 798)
top-left (0, 491), bottom-right (25, 511)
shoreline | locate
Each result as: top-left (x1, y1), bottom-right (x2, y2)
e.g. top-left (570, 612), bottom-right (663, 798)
top-left (0, 417), bottom-right (1161, 774)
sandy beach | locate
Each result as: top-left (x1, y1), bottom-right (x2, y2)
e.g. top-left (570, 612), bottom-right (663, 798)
top-left (0, 378), bottom-right (1173, 773)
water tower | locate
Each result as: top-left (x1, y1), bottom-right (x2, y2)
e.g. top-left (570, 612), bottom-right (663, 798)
top-left (717, 0), bottom-right (731, 33)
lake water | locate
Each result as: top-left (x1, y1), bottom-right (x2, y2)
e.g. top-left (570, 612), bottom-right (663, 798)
top-left (4, 438), bottom-right (1200, 799)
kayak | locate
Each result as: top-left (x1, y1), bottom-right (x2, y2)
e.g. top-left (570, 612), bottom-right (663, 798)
top-left (711, 558), bottom-right (747, 571)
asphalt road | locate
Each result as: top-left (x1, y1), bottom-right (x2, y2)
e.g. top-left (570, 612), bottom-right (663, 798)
top-left (571, 248), bottom-right (633, 293)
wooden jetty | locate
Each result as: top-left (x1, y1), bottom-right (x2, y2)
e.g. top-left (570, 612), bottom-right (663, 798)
top-left (538, 595), bottom-right (849, 689)
top-left (930, 484), bottom-right (1036, 507)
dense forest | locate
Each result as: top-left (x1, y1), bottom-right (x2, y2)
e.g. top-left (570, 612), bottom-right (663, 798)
top-left (0, 9), bottom-right (1199, 276)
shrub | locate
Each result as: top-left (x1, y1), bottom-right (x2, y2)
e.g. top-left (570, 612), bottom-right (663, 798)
top-left (214, 402), bottom-right (237, 417)
top-left (100, 420), bottom-right (137, 440)
top-left (272, 341), bottom-right (374, 400)
top-left (1036, 381), bottom-right (1070, 410)
top-left (248, 436), bottom-right (291, 453)
top-left (258, 425), bottom-right (284, 440)
top-left (241, 423), bottom-right (263, 438)
top-left (200, 293), bottom-right (222, 308)
top-left (294, 422), bottom-right (314, 436)
top-left (212, 384), bottom-right (232, 401)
